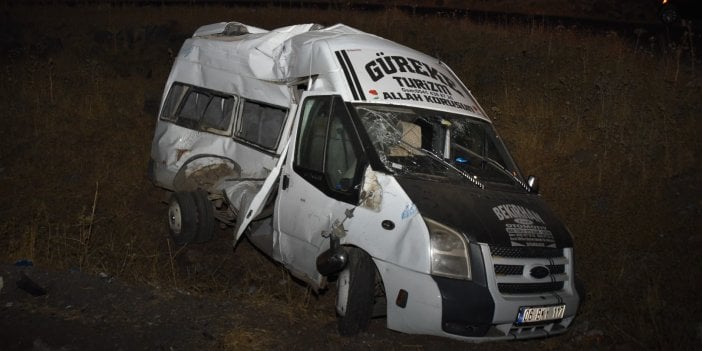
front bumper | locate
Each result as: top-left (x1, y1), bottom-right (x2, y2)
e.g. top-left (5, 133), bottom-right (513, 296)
top-left (376, 244), bottom-right (579, 341)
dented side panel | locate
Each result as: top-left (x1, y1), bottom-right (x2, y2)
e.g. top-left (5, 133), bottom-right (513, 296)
top-left (274, 165), bottom-right (431, 288)
top-left (151, 122), bottom-right (277, 191)
top-left (343, 171), bottom-right (431, 274)
top-left (274, 172), bottom-right (339, 286)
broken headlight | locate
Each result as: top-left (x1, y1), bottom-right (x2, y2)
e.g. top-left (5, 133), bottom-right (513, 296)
top-left (426, 217), bottom-right (471, 280)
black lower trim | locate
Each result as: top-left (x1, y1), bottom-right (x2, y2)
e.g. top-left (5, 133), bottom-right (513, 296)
top-left (498, 281), bottom-right (564, 294)
top-left (433, 276), bottom-right (494, 337)
top-left (432, 244), bottom-right (494, 337)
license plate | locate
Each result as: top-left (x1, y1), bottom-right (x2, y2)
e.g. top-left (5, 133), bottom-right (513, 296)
top-left (516, 304), bottom-right (566, 324)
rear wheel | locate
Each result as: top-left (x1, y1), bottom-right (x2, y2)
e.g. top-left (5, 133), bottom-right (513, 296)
top-left (336, 247), bottom-right (375, 336)
top-left (191, 189), bottom-right (215, 243)
top-left (168, 192), bottom-right (198, 245)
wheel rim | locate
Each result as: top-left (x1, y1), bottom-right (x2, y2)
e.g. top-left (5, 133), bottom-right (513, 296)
top-left (168, 200), bottom-right (182, 235)
top-left (336, 268), bottom-right (350, 316)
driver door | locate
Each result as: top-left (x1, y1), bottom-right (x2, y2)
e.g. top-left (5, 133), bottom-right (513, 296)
top-left (274, 92), bottom-right (367, 287)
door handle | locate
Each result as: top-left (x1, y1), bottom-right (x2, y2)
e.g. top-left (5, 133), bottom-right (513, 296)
top-left (282, 174), bottom-right (290, 190)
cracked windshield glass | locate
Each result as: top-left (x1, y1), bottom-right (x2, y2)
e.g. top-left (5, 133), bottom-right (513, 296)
top-left (354, 104), bottom-right (524, 190)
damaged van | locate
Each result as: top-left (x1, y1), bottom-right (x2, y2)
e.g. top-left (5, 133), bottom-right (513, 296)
top-left (149, 21), bottom-right (580, 341)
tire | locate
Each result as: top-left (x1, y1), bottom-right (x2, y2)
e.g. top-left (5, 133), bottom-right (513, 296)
top-left (167, 192), bottom-right (198, 245)
top-left (336, 247), bottom-right (375, 336)
top-left (192, 189), bottom-right (215, 243)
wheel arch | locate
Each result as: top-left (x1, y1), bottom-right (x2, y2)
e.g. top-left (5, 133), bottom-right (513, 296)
top-left (339, 243), bottom-right (388, 305)
top-left (172, 154), bottom-right (242, 193)
top-left (340, 244), bottom-right (381, 274)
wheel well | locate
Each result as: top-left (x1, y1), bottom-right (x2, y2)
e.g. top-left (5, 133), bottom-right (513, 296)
top-left (172, 154), bottom-right (242, 192)
top-left (340, 245), bottom-right (387, 312)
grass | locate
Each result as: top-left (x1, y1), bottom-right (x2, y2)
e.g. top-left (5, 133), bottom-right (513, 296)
top-left (0, 3), bottom-right (700, 349)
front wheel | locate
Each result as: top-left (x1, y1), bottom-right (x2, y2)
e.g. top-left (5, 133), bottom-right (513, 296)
top-left (336, 247), bottom-right (375, 336)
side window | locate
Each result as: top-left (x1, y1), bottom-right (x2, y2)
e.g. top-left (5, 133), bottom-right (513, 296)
top-left (160, 83), bottom-right (189, 121)
top-left (326, 105), bottom-right (358, 191)
top-left (237, 100), bottom-right (287, 151)
top-left (179, 90), bottom-right (210, 129)
top-left (159, 82), bottom-right (235, 135)
top-left (295, 96), bottom-right (331, 172)
top-left (294, 95), bottom-right (363, 200)
top-left (202, 95), bottom-right (236, 131)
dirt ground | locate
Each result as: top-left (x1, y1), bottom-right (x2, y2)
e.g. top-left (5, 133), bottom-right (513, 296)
top-left (0, 2), bottom-right (700, 351)
top-left (0, 238), bottom-right (597, 351)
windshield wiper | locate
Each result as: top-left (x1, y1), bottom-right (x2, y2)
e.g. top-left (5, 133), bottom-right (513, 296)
top-left (420, 148), bottom-right (485, 189)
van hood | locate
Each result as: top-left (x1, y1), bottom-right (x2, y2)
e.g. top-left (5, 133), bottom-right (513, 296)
top-left (395, 176), bottom-right (573, 248)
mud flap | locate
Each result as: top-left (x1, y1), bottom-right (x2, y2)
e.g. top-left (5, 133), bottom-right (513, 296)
top-left (233, 141), bottom-right (290, 243)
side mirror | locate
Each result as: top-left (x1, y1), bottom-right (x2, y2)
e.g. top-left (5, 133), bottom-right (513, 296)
top-left (527, 175), bottom-right (539, 193)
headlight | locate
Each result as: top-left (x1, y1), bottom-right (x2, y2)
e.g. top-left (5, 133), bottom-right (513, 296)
top-left (426, 217), bottom-right (471, 280)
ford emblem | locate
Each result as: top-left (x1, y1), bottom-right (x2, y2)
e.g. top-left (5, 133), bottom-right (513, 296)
top-left (530, 266), bottom-right (550, 279)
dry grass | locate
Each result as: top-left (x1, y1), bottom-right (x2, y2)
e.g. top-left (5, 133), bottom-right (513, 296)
top-left (0, 3), bottom-right (700, 349)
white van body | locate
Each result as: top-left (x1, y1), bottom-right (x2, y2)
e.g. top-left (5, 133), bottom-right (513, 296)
top-left (149, 22), bottom-right (579, 341)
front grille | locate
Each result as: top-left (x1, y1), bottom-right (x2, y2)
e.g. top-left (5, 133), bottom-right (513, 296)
top-left (547, 264), bottom-right (565, 275)
top-left (494, 264), bottom-right (563, 276)
top-left (498, 282), bottom-right (564, 294)
top-left (494, 264), bottom-right (523, 275)
top-left (489, 245), bottom-right (570, 295)
top-left (490, 246), bottom-right (562, 258)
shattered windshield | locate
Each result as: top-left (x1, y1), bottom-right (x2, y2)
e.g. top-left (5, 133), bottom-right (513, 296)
top-left (353, 104), bottom-right (525, 189)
